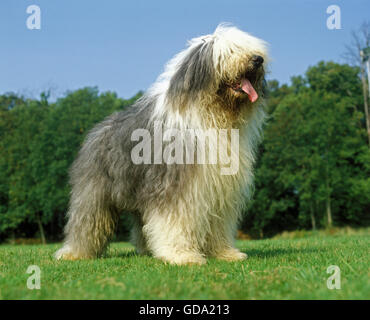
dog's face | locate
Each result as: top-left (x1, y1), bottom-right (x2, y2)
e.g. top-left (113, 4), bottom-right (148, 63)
top-left (212, 26), bottom-right (268, 106)
top-left (167, 25), bottom-right (268, 110)
top-left (217, 52), bottom-right (266, 105)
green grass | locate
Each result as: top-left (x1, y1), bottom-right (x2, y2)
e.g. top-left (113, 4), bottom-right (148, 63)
top-left (0, 229), bottom-right (369, 299)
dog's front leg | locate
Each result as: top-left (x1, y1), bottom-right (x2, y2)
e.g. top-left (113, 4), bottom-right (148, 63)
top-left (142, 209), bottom-right (206, 265)
top-left (205, 212), bottom-right (248, 262)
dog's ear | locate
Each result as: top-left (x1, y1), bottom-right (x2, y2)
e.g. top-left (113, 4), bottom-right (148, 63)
top-left (168, 40), bottom-right (215, 104)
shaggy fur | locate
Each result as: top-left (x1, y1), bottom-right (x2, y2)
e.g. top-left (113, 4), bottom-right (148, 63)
top-left (55, 25), bottom-right (269, 265)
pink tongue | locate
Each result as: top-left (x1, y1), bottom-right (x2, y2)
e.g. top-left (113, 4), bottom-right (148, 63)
top-left (241, 78), bottom-right (258, 102)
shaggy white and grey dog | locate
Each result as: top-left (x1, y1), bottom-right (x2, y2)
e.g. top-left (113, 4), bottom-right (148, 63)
top-left (55, 25), bottom-right (268, 265)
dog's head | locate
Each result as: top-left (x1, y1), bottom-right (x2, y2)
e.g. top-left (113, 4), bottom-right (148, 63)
top-left (166, 24), bottom-right (268, 111)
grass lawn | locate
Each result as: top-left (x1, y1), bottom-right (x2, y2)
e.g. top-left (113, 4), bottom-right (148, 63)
top-left (0, 228), bottom-right (369, 299)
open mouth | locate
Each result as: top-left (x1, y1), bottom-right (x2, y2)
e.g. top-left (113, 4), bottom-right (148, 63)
top-left (230, 77), bottom-right (258, 103)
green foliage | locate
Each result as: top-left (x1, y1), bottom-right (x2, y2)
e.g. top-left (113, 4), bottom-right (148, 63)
top-left (0, 88), bottom-right (142, 241)
top-left (243, 61), bottom-right (370, 237)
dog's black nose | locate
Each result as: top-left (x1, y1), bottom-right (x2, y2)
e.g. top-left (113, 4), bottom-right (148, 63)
top-left (252, 55), bottom-right (264, 67)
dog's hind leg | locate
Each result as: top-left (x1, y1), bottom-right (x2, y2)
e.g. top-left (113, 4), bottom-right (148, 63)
top-left (55, 179), bottom-right (118, 260)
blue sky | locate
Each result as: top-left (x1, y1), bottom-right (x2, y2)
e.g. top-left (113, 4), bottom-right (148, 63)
top-left (0, 0), bottom-right (369, 100)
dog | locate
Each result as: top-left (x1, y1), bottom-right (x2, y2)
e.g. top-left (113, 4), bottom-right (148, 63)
top-left (55, 24), bottom-right (268, 265)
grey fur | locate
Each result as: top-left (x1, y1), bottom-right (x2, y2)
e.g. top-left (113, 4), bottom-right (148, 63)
top-left (168, 40), bottom-right (215, 105)
top-left (60, 95), bottom-right (196, 258)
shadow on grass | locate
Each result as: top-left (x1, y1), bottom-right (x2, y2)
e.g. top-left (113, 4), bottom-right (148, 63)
top-left (106, 247), bottom-right (321, 260)
top-left (105, 249), bottom-right (141, 259)
top-left (241, 247), bottom-right (321, 258)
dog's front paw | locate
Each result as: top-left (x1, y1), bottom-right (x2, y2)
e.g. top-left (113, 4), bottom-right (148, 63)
top-left (158, 252), bottom-right (207, 266)
top-left (214, 248), bottom-right (248, 262)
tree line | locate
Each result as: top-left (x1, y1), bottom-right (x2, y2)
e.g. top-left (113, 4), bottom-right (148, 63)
top-left (0, 61), bottom-right (369, 242)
